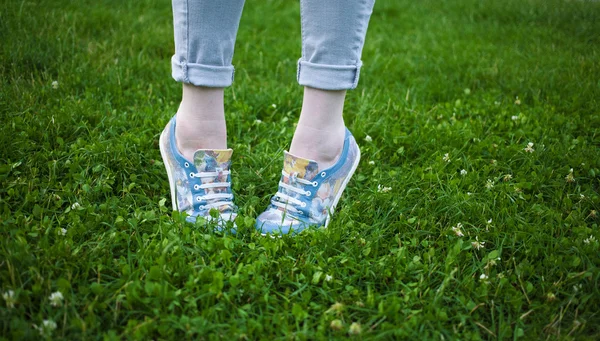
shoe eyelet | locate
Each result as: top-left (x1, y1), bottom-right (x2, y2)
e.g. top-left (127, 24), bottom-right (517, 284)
top-left (184, 162), bottom-right (190, 168)
top-left (194, 185), bottom-right (200, 190)
top-left (196, 197), bottom-right (202, 202)
top-left (305, 191), bottom-right (311, 196)
top-left (189, 172), bottom-right (195, 178)
top-left (312, 181), bottom-right (318, 187)
top-left (321, 172), bottom-right (326, 177)
top-left (301, 202), bottom-right (307, 208)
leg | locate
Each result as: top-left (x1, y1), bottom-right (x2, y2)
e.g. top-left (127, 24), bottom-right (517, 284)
top-left (160, 0), bottom-right (245, 226)
top-left (290, 0), bottom-right (375, 169)
top-left (171, 0), bottom-right (245, 160)
top-left (255, 0), bottom-right (375, 234)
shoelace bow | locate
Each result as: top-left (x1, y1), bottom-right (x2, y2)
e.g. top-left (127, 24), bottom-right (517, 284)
top-left (191, 167), bottom-right (234, 211)
top-left (272, 170), bottom-right (318, 215)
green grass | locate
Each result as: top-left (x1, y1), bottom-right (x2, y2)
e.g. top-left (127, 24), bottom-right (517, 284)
top-left (1, 0), bottom-right (600, 339)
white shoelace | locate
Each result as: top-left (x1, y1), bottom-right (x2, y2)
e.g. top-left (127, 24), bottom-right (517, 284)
top-left (191, 169), bottom-right (234, 211)
top-left (271, 170), bottom-right (317, 214)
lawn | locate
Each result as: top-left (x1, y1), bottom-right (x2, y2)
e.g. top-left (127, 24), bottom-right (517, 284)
top-left (1, 0), bottom-right (599, 339)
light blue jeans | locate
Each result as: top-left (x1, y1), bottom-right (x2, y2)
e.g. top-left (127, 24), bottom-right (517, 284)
top-left (171, 0), bottom-right (375, 90)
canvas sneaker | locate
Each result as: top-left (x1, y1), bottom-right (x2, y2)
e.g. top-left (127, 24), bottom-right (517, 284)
top-left (159, 116), bottom-right (237, 226)
top-left (255, 128), bottom-right (360, 234)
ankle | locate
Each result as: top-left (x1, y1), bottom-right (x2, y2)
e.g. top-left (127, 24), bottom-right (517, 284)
top-left (289, 124), bottom-right (345, 169)
top-left (174, 84), bottom-right (228, 160)
top-left (175, 116), bottom-right (227, 160)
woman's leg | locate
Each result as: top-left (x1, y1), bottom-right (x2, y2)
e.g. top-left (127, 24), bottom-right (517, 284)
top-left (255, 0), bottom-right (375, 234)
top-left (171, 0), bottom-right (245, 160)
top-left (290, 0), bottom-right (376, 169)
top-left (161, 0), bottom-right (245, 225)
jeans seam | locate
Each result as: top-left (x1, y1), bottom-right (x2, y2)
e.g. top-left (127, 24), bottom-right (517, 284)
top-left (297, 0), bottom-right (303, 83)
top-left (183, 0), bottom-right (190, 83)
top-left (299, 0), bottom-right (306, 62)
top-left (352, 61), bottom-right (362, 89)
top-left (353, 0), bottom-right (370, 64)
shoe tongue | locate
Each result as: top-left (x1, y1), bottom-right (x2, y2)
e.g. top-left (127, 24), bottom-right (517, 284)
top-left (283, 151), bottom-right (319, 181)
top-left (193, 149), bottom-right (233, 172)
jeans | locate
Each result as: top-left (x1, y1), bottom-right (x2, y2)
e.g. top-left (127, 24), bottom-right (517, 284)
top-left (171, 0), bottom-right (375, 90)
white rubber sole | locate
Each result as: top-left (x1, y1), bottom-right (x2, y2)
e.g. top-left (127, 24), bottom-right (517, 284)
top-left (159, 128), bottom-right (178, 211)
top-left (324, 144), bottom-right (361, 228)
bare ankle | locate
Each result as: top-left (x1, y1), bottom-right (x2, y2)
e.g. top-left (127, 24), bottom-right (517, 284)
top-left (289, 124), bottom-right (345, 169)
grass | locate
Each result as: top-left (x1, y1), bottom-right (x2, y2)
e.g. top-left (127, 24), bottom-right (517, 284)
top-left (1, 0), bottom-right (600, 339)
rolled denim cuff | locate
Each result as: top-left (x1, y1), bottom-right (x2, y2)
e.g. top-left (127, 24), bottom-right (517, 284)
top-left (296, 59), bottom-right (362, 90)
top-left (171, 56), bottom-right (235, 88)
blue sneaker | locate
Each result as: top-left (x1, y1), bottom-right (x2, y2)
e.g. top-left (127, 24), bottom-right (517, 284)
top-left (159, 116), bottom-right (237, 226)
top-left (255, 128), bottom-right (361, 235)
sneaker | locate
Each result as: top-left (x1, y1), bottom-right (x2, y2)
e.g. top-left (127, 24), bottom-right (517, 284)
top-left (159, 116), bottom-right (237, 226)
top-left (255, 128), bottom-right (360, 234)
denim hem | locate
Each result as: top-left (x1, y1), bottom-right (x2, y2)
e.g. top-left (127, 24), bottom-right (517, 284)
top-left (171, 56), bottom-right (235, 87)
top-left (296, 59), bottom-right (362, 90)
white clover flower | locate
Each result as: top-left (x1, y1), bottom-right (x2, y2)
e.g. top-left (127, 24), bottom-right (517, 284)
top-left (452, 223), bottom-right (464, 237)
top-left (325, 274), bottom-right (333, 282)
top-left (583, 235), bottom-right (597, 245)
top-left (565, 169), bottom-right (575, 183)
top-left (254, 119), bottom-right (262, 125)
top-left (348, 322), bottom-right (362, 335)
top-left (326, 302), bottom-right (344, 314)
top-left (58, 228), bottom-right (67, 236)
top-left (3, 290), bottom-right (15, 309)
top-left (494, 101), bottom-right (501, 106)
top-left (34, 319), bottom-right (57, 337)
top-left (503, 174), bottom-right (512, 182)
top-left (580, 194), bottom-right (585, 200)
top-left (524, 142), bottom-right (535, 153)
top-left (49, 291), bottom-right (63, 307)
top-left (511, 115), bottom-right (519, 121)
top-left (514, 97), bottom-right (521, 105)
top-left (364, 135), bottom-right (372, 142)
top-left (485, 179), bottom-right (494, 190)
top-left (330, 319), bottom-right (343, 330)
top-left (51, 81), bottom-right (59, 89)
top-left (471, 236), bottom-right (485, 250)
top-left (71, 202), bottom-right (81, 210)
top-left (377, 184), bottom-right (391, 193)
top-left (368, 160), bottom-right (375, 165)
top-left (485, 218), bottom-right (493, 231)
top-left (271, 103), bottom-right (277, 108)
top-left (43, 320), bottom-right (57, 330)
top-left (467, 192), bottom-right (473, 196)
top-left (460, 169), bottom-right (467, 176)
top-left (479, 273), bottom-right (488, 280)
top-left (443, 153), bottom-right (451, 163)
top-left (491, 159), bottom-right (497, 165)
